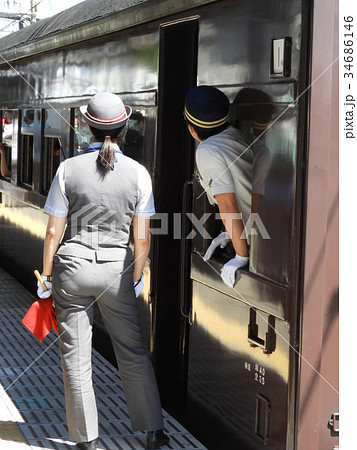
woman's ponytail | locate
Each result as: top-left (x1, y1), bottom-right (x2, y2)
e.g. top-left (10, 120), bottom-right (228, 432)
top-left (97, 136), bottom-right (115, 170)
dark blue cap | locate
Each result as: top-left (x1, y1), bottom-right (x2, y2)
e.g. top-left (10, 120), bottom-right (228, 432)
top-left (184, 86), bottom-right (229, 130)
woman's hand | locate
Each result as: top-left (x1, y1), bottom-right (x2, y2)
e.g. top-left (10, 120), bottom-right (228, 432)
top-left (37, 280), bottom-right (53, 298)
top-left (133, 274), bottom-right (144, 298)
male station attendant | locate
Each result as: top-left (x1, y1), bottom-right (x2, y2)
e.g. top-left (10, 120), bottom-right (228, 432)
top-left (184, 86), bottom-right (270, 287)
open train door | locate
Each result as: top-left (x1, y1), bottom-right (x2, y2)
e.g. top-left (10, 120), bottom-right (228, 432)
top-left (151, 17), bottom-right (199, 410)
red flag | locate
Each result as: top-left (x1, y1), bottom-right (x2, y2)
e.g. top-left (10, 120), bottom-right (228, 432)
top-left (22, 298), bottom-right (58, 343)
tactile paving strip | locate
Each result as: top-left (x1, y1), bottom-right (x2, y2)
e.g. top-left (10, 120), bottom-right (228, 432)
top-left (0, 267), bottom-right (207, 449)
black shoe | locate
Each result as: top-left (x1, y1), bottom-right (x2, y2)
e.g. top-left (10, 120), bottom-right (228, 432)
top-left (76, 438), bottom-right (98, 449)
top-left (146, 429), bottom-right (170, 449)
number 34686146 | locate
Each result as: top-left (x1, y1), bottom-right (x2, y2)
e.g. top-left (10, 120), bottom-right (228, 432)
top-left (344, 16), bottom-right (354, 79)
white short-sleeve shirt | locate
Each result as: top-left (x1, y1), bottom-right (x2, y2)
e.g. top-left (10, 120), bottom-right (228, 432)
top-left (195, 126), bottom-right (270, 225)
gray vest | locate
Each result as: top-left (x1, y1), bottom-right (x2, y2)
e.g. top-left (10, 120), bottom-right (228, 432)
top-left (57, 151), bottom-right (140, 261)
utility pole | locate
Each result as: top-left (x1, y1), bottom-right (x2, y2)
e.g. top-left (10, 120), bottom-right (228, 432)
top-left (0, 0), bottom-right (37, 33)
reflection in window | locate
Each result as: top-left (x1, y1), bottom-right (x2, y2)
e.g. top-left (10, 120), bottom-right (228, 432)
top-left (43, 109), bottom-right (61, 193)
top-left (20, 109), bottom-right (36, 187)
top-left (73, 107), bottom-right (92, 155)
top-left (231, 88), bottom-right (274, 140)
top-left (0, 110), bottom-right (12, 178)
top-left (123, 111), bottom-right (145, 164)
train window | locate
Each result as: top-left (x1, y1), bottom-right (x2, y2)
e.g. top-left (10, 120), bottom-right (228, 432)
top-left (43, 109), bottom-right (61, 193)
top-left (192, 89), bottom-right (274, 263)
top-left (20, 109), bottom-right (37, 187)
top-left (73, 107), bottom-right (91, 155)
top-left (0, 110), bottom-right (13, 179)
top-left (123, 111), bottom-right (145, 164)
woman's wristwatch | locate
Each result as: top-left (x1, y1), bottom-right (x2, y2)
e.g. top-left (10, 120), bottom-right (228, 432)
top-left (41, 274), bottom-right (53, 282)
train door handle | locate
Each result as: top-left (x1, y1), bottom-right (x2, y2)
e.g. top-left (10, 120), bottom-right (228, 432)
top-left (180, 179), bottom-right (194, 324)
top-left (255, 393), bottom-right (270, 445)
top-left (248, 308), bottom-right (276, 354)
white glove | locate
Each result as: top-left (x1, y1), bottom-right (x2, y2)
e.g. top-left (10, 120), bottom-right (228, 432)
top-left (133, 274), bottom-right (144, 298)
top-left (37, 280), bottom-right (52, 299)
top-left (203, 232), bottom-right (231, 261)
top-left (220, 254), bottom-right (249, 288)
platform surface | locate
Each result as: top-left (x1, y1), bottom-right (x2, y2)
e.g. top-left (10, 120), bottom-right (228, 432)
top-left (0, 266), bottom-right (206, 450)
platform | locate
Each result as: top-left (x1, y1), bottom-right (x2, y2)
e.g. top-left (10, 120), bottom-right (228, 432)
top-left (0, 266), bottom-right (207, 450)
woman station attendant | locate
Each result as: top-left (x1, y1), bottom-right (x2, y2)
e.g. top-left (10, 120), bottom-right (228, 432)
top-left (37, 93), bottom-right (170, 450)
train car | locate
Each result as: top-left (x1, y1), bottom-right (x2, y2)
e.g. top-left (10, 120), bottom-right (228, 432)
top-left (0, 0), bottom-right (338, 449)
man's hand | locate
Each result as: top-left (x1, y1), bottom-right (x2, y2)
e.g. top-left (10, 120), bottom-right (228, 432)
top-left (203, 232), bottom-right (231, 261)
top-left (220, 254), bottom-right (249, 288)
